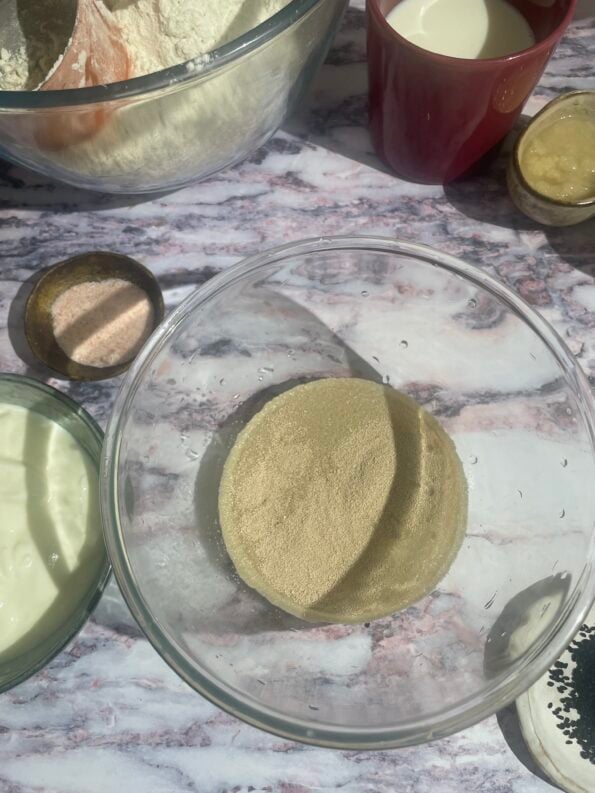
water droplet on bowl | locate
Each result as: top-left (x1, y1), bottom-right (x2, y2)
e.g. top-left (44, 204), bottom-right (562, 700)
top-left (48, 552), bottom-right (59, 567)
top-left (469, 455), bottom-right (478, 465)
top-left (361, 290), bottom-right (369, 297)
top-left (399, 340), bottom-right (408, 349)
top-left (467, 298), bottom-right (477, 309)
top-left (561, 458), bottom-right (568, 467)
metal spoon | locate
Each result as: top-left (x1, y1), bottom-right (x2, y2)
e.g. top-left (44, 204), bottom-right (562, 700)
top-left (0, 0), bottom-right (132, 90)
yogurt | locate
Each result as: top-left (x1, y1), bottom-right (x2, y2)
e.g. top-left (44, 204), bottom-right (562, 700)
top-left (0, 403), bottom-right (103, 661)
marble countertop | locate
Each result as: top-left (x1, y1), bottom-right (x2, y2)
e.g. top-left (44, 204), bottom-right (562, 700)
top-left (0, 2), bottom-right (593, 791)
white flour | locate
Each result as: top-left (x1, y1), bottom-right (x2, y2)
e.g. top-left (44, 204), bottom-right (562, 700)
top-left (0, 0), bottom-right (291, 88)
top-left (107, 0), bottom-right (291, 77)
top-left (0, 46), bottom-right (29, 90)
top-left (0, 0), bottom-right (73, 89)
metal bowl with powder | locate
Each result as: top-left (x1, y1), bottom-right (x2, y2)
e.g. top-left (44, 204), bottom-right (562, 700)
top-left (0, 0), bottom-right (348, 193)
top-left (25, 251), bottom-right (164, 381)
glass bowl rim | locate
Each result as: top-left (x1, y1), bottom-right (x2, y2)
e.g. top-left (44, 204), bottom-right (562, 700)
top-left (101, 235), bottom-right (595, 749)
top-left (0, 373), bottom-right (111, 694)
top-left (0, 0), bottom-right (327, 110)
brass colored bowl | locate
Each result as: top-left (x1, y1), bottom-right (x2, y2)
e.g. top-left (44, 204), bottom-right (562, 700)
top-left (25, 251), bottom-right (165, 381)
top-left (507, 91), bottom-right (595, 227)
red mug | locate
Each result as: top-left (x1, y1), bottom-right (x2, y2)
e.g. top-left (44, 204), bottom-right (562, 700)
top-left (367, 0), bottom-right (577, 184)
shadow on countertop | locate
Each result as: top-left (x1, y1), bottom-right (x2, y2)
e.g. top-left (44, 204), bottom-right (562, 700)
top-left (0, 158), bottom-right (173, 213)
top-left (498, 704), bottom-right (561, 790)
top-left (6, 270), bottom-right (61, 380)
top-left (443, 121), bottom-right (595, 274)
top-left (486, 573), bottom-right (572, 790)
top-left (283, 5), bottom-right (391, 176)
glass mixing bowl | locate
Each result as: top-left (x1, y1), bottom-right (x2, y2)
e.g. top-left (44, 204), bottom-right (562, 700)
top-left (0, 0), bottom-right (347, 194)
top-left (102, 237), bottom-right (595, 748)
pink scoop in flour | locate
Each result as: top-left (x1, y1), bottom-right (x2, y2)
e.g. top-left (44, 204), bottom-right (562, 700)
top-left (1, 0), bottom-right (133, 148)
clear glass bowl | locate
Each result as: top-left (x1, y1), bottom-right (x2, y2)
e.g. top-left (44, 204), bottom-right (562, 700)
top-left (0, 374), bottom-right (110, 693)
top-left (0, 0), bottom-right (347, 194)
top-left (102, 237), bottom-right (595, 748)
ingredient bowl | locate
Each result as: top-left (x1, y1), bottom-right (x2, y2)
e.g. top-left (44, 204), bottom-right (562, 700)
top-left (507, 90), bottom-right (595, 226)
top-left (0, 0), bottom-right (347, 194)
top-left (102, 237), bottom-right (595, 748)
top-left (0, 374), bottom-right (110, 693)
top-left (25, 251), bottom-right (165, 380)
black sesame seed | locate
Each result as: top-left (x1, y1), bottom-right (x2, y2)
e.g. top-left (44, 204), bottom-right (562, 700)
top-left (548, 626), bottom-right (595, 762)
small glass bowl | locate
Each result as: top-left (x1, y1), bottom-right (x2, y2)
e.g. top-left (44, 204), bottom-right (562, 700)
top-left (102, 237), bottom-right (595, 748)
top-left (0, 374), bottom-right (110, 693)
top-left (507, 91), bottom-right (595, 226)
